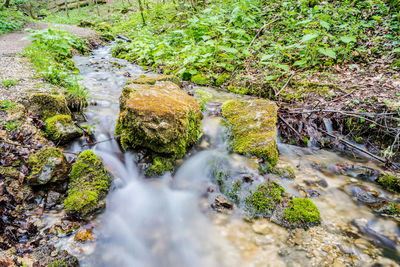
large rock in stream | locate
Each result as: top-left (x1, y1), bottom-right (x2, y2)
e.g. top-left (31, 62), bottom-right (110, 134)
top-left (222, 99), bottom-right (278, 165)
top-left (115, 75), bottom-right (202, 159)
top-left (64, 150), bottom-right (111, 217)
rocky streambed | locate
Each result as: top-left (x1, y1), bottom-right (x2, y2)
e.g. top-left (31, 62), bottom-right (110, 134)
top-left (1, 43), bottom-right (400, 266)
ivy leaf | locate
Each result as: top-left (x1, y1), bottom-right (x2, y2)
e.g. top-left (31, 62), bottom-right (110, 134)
top-left (318, 48), bottom-right (336, 59)
top-left (340, 36), bottom-right (356, 43)
top-left (301, 33), bottom-right (319, 43)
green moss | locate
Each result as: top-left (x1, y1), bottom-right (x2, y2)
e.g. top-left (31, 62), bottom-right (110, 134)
top-left (64, 150), bottom-right (111, 217)
top-left (378, 173), bottom-right (400, 193)
top-left (215, 73), bottom-right (231, 86)
top-left (222, 99), bottom-right (278, 165)
top-left (115, 80), bottom-right (202, 158)
top-left (0, 166), bottom-right (20, 179)
top-left (284, 198), bottom-right (321, 226)
top-left (227, 85), bottom-right (249, 95)
top-left (191, 74), bottom-right (209, 85)
top-left (145, 156), bottom-right (174, 176)
top-left (129, 75), bottom-right (181, 87)
top-left (29, 93), bottom-right (71, 120)
top-left (48, 260), bottom-right (67, 267)
top-left (388, 202), bottom-right (400, 214)
top-left (45, 115), bottom-right (83, 144)
top-left (245, 182), bottom-right (285, 217)
top-left (27, 147), bottom-right (69, 185)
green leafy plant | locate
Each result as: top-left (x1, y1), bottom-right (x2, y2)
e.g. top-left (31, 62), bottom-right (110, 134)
top-left (0, 99), bottom-right (16, 111)
top-left (1, 79), bottom-right (18, 88)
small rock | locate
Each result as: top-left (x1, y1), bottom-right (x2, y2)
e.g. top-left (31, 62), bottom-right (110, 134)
top-left (74, 228), bottom-right (95, 243)
top-left (46, 191), bottom-right (61, 208)
top-left (211, 195), bottom-right (233, 214)
top-left (252, 220), bottom-right (271, 235)
top-left (50, 250), bottom-right (58, 257)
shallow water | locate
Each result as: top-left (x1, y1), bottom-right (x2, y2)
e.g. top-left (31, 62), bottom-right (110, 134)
top-left (43, 44), bottom-right (400, 266)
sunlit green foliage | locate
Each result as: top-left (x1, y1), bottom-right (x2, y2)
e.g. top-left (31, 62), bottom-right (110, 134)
top-left (0, 8), bottom-right (28, 35)
top-left (111, 0), bottom-right (400, 91)
top-left (23, 27), bottom-right (88, 99)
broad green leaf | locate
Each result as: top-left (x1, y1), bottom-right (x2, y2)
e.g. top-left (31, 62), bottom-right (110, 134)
top-left (320, 21), bottom-right (330, 30)
top-left (276, 64), bottom-right (290, 71)
top-left (318, 48), bottom-right (336, 59)
top-left (393, 48), bottom-right (400, 53)
top-left (301, 33), bottom-right (319, 43)
top-left (340, 36), bottom-right (356, 43)
top-left (293, 58), bottom-right (308, 67)
top-left (219, 46), bottom-right (238, 54)
top-left (261, 54), bottom-right (274, 61)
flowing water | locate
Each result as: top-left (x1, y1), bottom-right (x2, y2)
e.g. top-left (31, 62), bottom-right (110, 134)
top-left (42, 43), bottom-right (400, 266)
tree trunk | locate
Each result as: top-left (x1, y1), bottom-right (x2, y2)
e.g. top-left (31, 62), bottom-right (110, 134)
top-left (137, 0), bottom-right (146, 26)
top-left (4, 0), bottom-right (11, 8)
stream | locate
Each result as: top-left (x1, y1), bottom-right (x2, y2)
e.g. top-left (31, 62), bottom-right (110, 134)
top-left (43, 43), bottom-right (400, 266)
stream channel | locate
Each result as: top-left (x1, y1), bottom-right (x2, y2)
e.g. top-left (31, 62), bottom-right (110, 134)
top-left (41, 43), bottom-right (400, 266)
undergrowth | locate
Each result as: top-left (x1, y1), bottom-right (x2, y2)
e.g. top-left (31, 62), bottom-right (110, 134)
top-left (22, 27), bottom-right (88, 99)
top-left (110, 0), bottom-right (400, 95)
top-left (0, 7), bottom-right (29, 35)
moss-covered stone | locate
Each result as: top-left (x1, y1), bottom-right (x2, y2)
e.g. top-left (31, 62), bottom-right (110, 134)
top-left (115, 79), bottom-right (202, 158)
top-left (6, 104), bottom-right (25, 121)
top-left (128, 75), bottom-right (181, 87)
top-left (191, 74), bottom-right (209, 85)
top-left (222, 99), bottom-right (278, 165)
top-left (0, 166), bottom-right (20, 179)
top-left (283, 198), bottom-right (321, 227)
top-left (259, 163), bottom-right (296, 179)
top-left (27, 147), bottom-right (70, 185)
top-left (378, 173), bottom-right (400, 193)
top-left (245, 182), bottom-right (285, 217)
top-left (45, 115), bottom-right (83, 144)
top-left (29, 93), bottom-right (71, 120)
top-left (64, 150), bottom-right (111, 217)
top-left (144, 156), bottom-right (174, 176)
top-left (215, 73), bottom-right (231, 86)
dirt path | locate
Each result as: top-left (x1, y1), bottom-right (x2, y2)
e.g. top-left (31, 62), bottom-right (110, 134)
top-left (0, 22), bottom-right (102, 102)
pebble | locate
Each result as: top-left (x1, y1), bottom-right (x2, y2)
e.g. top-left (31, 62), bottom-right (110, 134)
top-left (252, 221), bottom-right (270, 235)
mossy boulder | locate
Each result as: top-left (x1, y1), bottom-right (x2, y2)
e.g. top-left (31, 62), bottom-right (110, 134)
top-left (127, 75), bottom-right (181, 87)
top-left (222, 99), bottom-right (278, 165)
top-left (283, 198), bottom-right (321, 227)
top-left (27, 147), bottom-right (70, 185)
top-left (191, 74), bottom-right (209, 85)
top-left (115, 78), bottom-right (202, 158)
top-left (64, 150), bottom-right (111, 217)
top-left (45, 115), bottom-right (83, 144)
top-left (29, 93), bottom-right (71, 120)
top-left (245, 182), bottom-right (285, 217)
top-left (378, 173), bottom-right (400, 193)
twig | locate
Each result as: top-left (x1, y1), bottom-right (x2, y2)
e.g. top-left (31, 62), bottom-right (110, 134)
top-left (81, 134), bottom-right (124, 147)
top-left (275, 74), bottom-right (294, 97)
top-left (320, 129), bottom-right (387, 164)
top-left (278, 115), bottom-right (303, 140)
top-left (248, 19), bottom-right (278, 49)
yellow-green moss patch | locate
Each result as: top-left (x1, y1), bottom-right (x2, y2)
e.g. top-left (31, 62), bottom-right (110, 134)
top-left (245, 182), bottom-right (285, 217)
top-left (64, 150), bottom-right (111, 217)
top-left (27, 147), bottom-right (70, 185)
top-left (191, 74), bottom-right (209, 85)
top-left (29, 93), bottom-right (71, 120)
top-left (378, 173), bottom-right (400, 193)
top-left (222, 99), bottom-right (278, 165)
top-left (144, 156), bottom-right (174, 176)
top-left (284, 198), bottom-right (321, 227)
top-left (0, 166), bottom-right (20, 179)
top-left (128, 75), bottom-right (181, 87)
top-left (45, 115), bottom-right (83, 144)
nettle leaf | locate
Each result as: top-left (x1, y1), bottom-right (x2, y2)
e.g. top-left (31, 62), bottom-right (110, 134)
top-left (320, 21), bottom-right (330, 30)
top-left (219, 46), bottom-right (238, 54)
top-left (318, 48), bottom-right (336, 59)
top-left (276, 64), bottom-right (290, 71)
top-left (340, 36), bottom-right (356, 44)
top-left (260, 54), bottom-right (274, 61)
top-left (301, 33), bottom-right (319, 43)
top-left (293, 58), bottom-right (308, 67)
